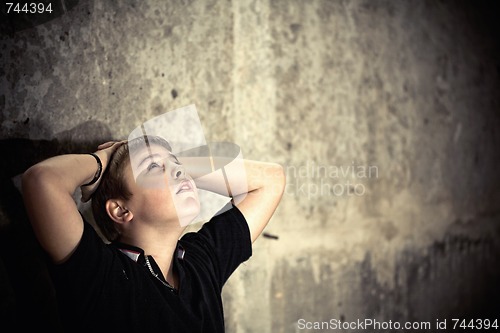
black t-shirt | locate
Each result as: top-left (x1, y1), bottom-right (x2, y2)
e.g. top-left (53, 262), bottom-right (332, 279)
top-left (49, 205), bottom-right (252, 333)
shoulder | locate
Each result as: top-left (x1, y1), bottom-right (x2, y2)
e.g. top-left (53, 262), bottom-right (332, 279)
top-left (181, 205), bottom-right (249, 244)
top-left (50, 218), bottom-right (113, 272)
top-left (180, 204), bottom-right (252, 269)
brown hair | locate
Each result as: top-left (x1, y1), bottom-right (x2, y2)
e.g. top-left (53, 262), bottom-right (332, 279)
top-left (91, 136), bottom-right (171, 241)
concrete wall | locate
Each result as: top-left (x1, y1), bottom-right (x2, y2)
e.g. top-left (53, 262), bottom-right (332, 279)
top-left (1, 0), bottom-right (499, 332)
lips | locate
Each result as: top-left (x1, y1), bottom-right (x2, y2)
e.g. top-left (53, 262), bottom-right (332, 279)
top-left (176, 180), bottom-right (193, 194)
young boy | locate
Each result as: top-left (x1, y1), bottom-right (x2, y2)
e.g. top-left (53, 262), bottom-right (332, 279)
top-left (22, 132), bottom-right (285, 332)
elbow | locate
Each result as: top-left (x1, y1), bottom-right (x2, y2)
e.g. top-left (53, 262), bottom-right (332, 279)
top-left (21, 164), bottom-right (53, 196)
top-left (276, 163), bottom-right (286, 184)
top-left (22, 165), bottom-right (40, 195)
top-left (270, 163), bottom-right (286, 198)
top-left (22, 164), bottom-right (39, 189)
top-left (278, 164), bottom-right (286, 195)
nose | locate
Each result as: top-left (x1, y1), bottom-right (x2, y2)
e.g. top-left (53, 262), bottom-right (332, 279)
top-left (173, 165), bottom-right (186, 180)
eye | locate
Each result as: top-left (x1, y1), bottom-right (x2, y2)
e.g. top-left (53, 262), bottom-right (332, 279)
top-left (147, 162), bottom-right (164, 172)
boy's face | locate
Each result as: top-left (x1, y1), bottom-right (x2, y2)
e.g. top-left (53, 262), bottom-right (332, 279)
top-left (124, 143), bottom-right (200, 228)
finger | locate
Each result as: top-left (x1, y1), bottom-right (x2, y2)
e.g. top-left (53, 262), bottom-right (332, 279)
top-left (110, 140), bottom-right (126, 151)
top-left (98, 140), bottom-right (126, 150)
top-left (97, 141), bottom-right (116, 150)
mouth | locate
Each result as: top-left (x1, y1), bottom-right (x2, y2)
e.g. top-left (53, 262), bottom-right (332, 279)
top-left (176, 180), bottom-right (194, 194)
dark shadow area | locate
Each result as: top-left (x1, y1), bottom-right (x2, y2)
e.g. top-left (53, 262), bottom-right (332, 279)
top-left (0, 0), bottom-right (81, 35)
top-left (1, 0), bottom-right (110, 329)
top-left (0, 121), bottom-right (112, 331)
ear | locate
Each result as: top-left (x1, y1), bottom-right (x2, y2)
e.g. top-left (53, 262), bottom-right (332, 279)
top-left (105, 199), bottom-right (134, 225)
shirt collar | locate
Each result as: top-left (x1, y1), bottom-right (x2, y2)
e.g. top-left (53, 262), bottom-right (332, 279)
top-left (112, 241), bottom-right (144, 262)
top-left (111, 241), bottom-right (186, 263)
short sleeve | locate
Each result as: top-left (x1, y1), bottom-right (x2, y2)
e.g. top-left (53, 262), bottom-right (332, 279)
top-left (49, 220), bottom-right (113, 314)
top-left (181, 205), bottom-right (252, 287)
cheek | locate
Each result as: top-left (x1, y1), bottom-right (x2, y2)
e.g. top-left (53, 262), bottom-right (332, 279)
top-left (134, 174), bottom-right (173, 205)
top-left (132, 187), bottom-right (177, 220)
top-left (151, 188), bottom-right (176, 211)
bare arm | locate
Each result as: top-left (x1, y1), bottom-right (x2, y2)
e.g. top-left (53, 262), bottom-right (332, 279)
top-left (232, 160), bottom-right (285, 243)
top-left (185, 156), bottom-right (286, 243)
top-left (22, 142), bottom-right (123, 263)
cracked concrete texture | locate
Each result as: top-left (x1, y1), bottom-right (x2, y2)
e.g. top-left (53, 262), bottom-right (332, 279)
top-left (1, 0), bottom-right (500, 332)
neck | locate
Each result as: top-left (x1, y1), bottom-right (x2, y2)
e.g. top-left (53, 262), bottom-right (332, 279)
top-left (119, 223), bottom-right (185, 288)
